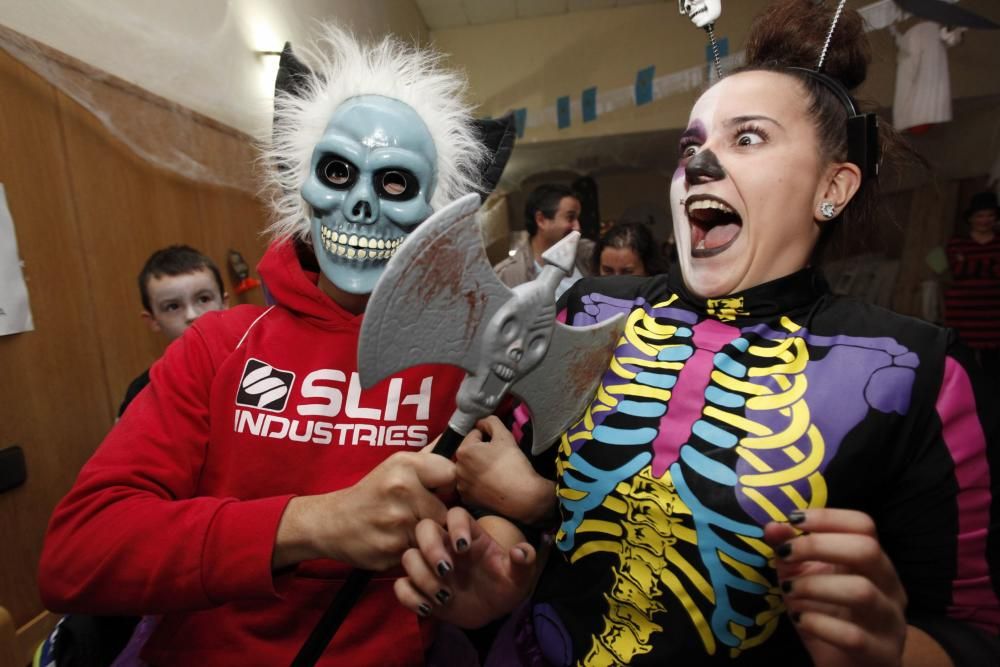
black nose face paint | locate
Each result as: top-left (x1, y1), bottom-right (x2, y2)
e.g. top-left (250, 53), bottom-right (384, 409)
top-left (685, 148), bottom-right (726, 185)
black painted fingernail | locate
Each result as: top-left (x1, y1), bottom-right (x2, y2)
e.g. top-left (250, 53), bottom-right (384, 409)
top-left (436, 589), bottom-right (451, 604)
top-left (781, 580), bottom-right (793, 594)
top-left (456, 538), bottom-right (469, 552)
top-left (436, 560), bottom-right (452, 576)
top-left (776, 542), bottom-right (792, 559)
top-left (788, 510), bottom-right (806, 525)
top-left (791, 611), bottom-right (802, 624)
top-left (417, 602), bottom-right (431, 617)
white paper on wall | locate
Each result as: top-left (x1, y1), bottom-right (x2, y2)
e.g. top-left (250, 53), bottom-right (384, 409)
top-left (0, 183), bottom-right (34, 336)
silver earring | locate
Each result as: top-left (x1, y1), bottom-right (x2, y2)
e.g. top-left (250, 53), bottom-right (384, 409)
top-left (820, 201), bottom-right (836, 219)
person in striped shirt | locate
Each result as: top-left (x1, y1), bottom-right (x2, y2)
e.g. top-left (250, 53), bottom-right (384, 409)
top-left (944, 190), bottom-right (1000, 378)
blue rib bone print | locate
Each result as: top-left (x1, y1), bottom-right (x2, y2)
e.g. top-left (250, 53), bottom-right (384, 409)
top-left (559, 451), bottom-right (652, 552)
top-left (670, 462), bottom-right (768, 648)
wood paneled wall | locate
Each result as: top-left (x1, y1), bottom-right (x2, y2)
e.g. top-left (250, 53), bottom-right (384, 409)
top-left (0, 41), bottom-right (269, 634)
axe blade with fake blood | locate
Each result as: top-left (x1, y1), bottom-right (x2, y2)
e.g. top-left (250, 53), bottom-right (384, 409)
top-left (291, 193), bottom-right (623, 666)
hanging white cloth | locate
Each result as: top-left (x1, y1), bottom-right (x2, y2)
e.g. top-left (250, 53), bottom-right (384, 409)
top-left (892, 21), bottom-right (953, 132)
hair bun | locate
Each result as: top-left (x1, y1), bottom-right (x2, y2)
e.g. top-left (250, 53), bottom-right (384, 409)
top-left (744, 0), bottom-right (870, 91)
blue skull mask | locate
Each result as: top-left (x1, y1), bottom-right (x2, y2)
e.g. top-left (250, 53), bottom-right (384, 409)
top-left (302, 95), bottom-right (437, 294)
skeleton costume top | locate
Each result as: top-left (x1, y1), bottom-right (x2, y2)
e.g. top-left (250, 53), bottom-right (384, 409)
top-left (513, 267), bottom-right (1000, 666)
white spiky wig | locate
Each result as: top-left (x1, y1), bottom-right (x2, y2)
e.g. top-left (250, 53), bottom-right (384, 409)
top-left (263, 25), bottom-right (486, 242)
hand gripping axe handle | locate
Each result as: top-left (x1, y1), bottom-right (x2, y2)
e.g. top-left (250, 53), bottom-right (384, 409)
top-left (291, 193), bottom-right (623, 666)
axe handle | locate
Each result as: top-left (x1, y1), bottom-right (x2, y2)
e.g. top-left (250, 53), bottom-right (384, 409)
top-left (431, 425), bottom-right (466, 459)
top-left (290, 425), bottom-right (467, 666)
top-left (290, 568), bottom-right (372, 667)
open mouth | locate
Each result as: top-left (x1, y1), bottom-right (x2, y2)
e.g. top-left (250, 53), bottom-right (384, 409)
top-left (685, 195), bottom-right (742, 258)
top-left (320, 223), bottom-right (402, 263)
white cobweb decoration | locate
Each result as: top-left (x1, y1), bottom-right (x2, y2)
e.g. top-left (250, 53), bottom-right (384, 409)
top-left (0, 1), bottom-right (277, 194)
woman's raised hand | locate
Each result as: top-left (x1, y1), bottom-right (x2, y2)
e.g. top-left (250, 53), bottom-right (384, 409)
top-left (455, 416), bottom-right (556, 524)
top-left (765, 509), bottom-right (908, 667)
top-left (394, 507), bottom-right (539, 628)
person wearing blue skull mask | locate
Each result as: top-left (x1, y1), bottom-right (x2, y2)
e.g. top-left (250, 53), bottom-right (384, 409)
top-left (302, 96), bottom-right (437, 296)
top-left (264, 26), bottom-right (494, 312)
top-left (39, 25), bottom-right (517, 667)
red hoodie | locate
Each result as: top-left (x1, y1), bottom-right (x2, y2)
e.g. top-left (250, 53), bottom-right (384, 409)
top-left (39, 241), bottom-right (465, 666)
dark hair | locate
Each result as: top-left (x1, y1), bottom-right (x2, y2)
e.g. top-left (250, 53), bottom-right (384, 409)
top-left (138, 245), bottom-right (225, 312)
top-left (592, 222), bottom-right (668, 275)
top-left (965, 191), bottom-right (1000, 219)
top-left (524, 184), bottom-right (577, 236)
top-left (736, 0), bottom-right (921, 260)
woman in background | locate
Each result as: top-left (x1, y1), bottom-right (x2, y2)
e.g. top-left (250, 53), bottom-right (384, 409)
top-left (591, 221), bottom-right (668, 277)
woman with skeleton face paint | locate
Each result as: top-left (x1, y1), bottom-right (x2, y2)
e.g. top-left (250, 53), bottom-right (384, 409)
top-left (395, 2), bottom-right (1000, 666)
top-left (39, 26), bottom-right (521, 667)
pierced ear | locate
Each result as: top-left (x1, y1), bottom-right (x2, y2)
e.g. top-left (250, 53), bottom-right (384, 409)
top-left (815, 162), bottom-right (862, 222)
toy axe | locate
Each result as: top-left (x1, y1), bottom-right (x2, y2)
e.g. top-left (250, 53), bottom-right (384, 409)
top-left (291, 193), bottom-right (623, 666)
top-left (360, 192), bottom-right (624, 455)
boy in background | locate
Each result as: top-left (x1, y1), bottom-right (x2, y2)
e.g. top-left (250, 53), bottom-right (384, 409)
top-left (34, 246), bottom-right (229, 667)
top-left (119, 244), bottom-right (227, 416)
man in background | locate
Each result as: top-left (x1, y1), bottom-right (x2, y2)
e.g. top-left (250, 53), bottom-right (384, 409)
top-left (494, 183), bottom-right (593, 298)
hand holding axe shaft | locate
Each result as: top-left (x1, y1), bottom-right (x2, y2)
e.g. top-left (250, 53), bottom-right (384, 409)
top-left (291, 193), bottom-right (622, 666)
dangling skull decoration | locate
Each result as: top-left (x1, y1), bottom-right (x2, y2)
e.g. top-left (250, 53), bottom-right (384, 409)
top-left (679, 0), bottom-right (722, 28)
top-left (301, 96), bottom-right (437, 294)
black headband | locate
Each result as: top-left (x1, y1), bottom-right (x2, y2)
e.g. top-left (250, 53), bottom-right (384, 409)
top-left (786, 66), bottom-right (880, 180)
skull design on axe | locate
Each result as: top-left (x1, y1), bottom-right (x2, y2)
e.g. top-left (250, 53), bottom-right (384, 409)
top-left (359, 192), bottom-right (625, 455)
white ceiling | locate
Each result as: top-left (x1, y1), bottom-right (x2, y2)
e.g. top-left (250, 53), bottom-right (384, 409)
top-left (415, 0), bottom-right (668, 30)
